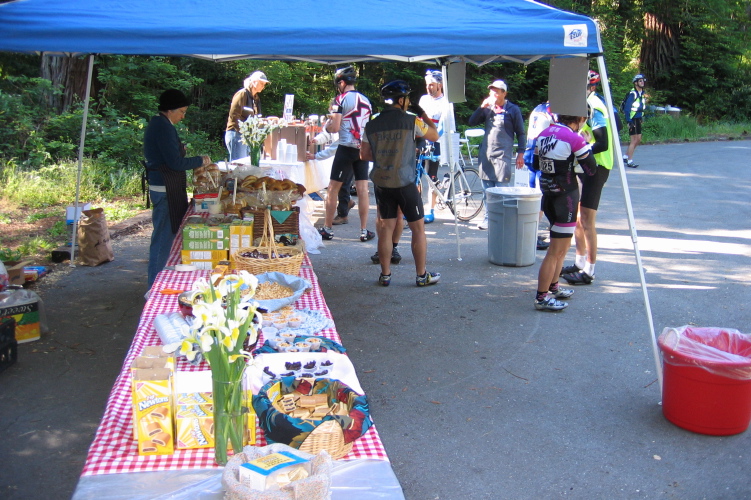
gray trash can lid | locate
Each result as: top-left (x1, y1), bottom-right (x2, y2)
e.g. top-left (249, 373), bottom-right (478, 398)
top-left (486, 186), bottom-right (542, 200)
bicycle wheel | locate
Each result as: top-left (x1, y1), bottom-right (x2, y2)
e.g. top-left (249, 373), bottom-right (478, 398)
top-left (447, 168), bottom-right (484, 221)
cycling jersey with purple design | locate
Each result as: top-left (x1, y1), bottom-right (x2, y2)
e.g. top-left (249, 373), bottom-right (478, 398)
top-left (333, 91), bottom-right (372, 148)
top-left (535, 124), bottom-right (593, 194)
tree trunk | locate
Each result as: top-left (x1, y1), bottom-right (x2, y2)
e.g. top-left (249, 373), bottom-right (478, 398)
top-left (40, 54), bottom-right (96, 113)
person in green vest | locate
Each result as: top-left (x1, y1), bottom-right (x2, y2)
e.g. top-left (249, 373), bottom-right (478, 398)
top-left (561, 70), bottom-right (614, 285)
top-left (622, 74), bottom-right (647, 168)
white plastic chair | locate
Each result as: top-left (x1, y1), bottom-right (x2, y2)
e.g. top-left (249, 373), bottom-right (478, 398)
top-left (461, 128), bottom-right (485, 165)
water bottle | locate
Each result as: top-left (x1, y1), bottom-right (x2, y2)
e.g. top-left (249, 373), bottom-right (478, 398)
top-left (441, 173), bottom-right (450, 189)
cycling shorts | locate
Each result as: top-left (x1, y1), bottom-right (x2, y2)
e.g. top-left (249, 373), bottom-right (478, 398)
top-left (542, 189), bottom-right (579, 239)
top-left (628, 118), bottom-right (642, 136)
top-left (331, 145), bottom-right (369, 182)
top-left (578, 165), bottom-right (610, 210)
top-left (374, 184), bottom-right (424, 222)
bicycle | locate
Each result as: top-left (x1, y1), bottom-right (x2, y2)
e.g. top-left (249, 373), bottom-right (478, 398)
top-left (416, 145), bottom-right (484, 221)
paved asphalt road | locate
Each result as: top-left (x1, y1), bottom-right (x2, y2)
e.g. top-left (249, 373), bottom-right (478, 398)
top-left (1, 140), bottom-right (749, 499)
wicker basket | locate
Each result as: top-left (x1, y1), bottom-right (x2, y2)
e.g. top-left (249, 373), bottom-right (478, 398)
top-left (299, 419), bottom-right (353, 460)
top-left (252, 378), bottom-right (371, 461)
top-left (232, 208), bottom-right (305, 276)
top-left (241, 206), bottom-right (300, 242)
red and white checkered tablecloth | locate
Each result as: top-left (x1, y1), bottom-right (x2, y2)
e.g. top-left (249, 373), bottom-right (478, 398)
top-left (81, 233), bottom-right (388, 477)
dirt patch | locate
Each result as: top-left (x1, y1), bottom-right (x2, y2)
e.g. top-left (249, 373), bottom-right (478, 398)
top-left (0, 197), bottom-right (151, 277)
top-left (0, 199), bottom-right (67, 253)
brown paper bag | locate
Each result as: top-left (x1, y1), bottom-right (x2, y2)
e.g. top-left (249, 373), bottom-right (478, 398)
top-left (77, 208), bottom-right (114, 266)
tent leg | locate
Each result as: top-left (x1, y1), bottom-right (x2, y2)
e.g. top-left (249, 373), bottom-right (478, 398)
top-left (596, 56), bottom-right (663, 393)
top-left (69, 54), bottom-right (95, 267)
top-left (441, 65), bottom-right (462, 260)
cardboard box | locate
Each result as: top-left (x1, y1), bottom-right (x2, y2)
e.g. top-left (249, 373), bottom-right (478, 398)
top-left (183, 225), bottom-right (229, 241)
top-left (66, 203), bottom-right (92, 225)
top-left (175, 404), bottom-right (215, 449)
top-left (193, 193), bottom-right (220, 213)
top-left (230, 220), bottom-right (255, 253)
top-left (263, 125), bottom-right (308, 162)
top-left (182, 238), bottom-right (229, 251)
top-left (238, 451), bottom-right (311, 491)
top-left (181, 249), bottom-right (229, 267)
top-left (132, 368), bottom-right (174, 455)
top-left (130, 355), bottom-right (174, 439)
top-left (0, 294), bottom-right (40, 343)
top-left (3, 260), bottom-right (33, 286)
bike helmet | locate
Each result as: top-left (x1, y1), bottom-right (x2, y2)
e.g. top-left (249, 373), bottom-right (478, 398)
top-left (425, 69), bottom-right (443, 84)
top-left (633, 74), bottom-right (646, 83)
top-left (334, 66), bottom-right (357, 85)
top-left (587, 70), bottom-right (600, 85)
top-left (380, 80), bottom-right (412, 102)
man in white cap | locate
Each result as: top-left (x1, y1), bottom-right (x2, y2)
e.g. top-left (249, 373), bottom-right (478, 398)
top-left (225, 70), bottom-right (269, 161)
top-left (418, 69), bottom-right (447, 224)
top-left (468, 79), bottom-right (526, 229)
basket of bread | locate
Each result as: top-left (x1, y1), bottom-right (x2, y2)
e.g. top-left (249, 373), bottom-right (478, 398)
top-left (252, 377), bottom-right (372, 460)
top-left (232, 208), bottom-right (305, 276)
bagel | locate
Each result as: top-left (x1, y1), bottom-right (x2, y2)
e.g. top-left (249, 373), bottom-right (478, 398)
top-left (281, 179), bottom-right (297, 190)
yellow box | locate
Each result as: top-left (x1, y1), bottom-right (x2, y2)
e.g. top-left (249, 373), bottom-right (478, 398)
top-left (175, 396), bottom-right (256, 450)
top-left (181, 250), bottom-right (229, 268)
top-left (133, 368), bottom-right (174, 455)
top-left (175, 404), bottom-right (215, 449)
top-left (176, 391), bottom-right (213, 406)
top-left (230, 220), bottom-right (255, 253)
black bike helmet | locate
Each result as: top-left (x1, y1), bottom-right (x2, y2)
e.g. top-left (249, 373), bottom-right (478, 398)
top-left (380, 80), bottom-right (412, 102)
top-left (334, 66), bottom-right (357, 85)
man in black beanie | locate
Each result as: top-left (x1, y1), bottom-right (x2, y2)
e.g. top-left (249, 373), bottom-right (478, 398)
top-left (143, 89), bottom-right (211, 288)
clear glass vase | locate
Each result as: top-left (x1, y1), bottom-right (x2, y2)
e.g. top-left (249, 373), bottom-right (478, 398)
top-left (212, 369), bottom-right (246, 466)
top-left (249, 146), bottom-right (261, 167)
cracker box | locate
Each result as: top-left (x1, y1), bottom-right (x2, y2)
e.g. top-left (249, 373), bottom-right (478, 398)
top-left (131, 357), bottom-right (173, 440)
top-left (181, 250), bottom-right (229, 268)
top-left (230, 220), bottom-right (254, 254)
top-left (182, 238), bottom-right (229, 251)
top-left (182, 224), bottom-right (229, 241)
top-left (238, 451), bottom-right (311, 491)
top-left (175, 403), bottom-right (215, 449)
top-left (132, 368), bottom-right (174, 455)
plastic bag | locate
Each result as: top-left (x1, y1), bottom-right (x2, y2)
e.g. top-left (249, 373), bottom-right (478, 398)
top-left (222, 444), bottom-right (332, 500)
top-left (0, 261), bottom-right (8, 291)
top-left (296, 196), bottom-right (323, 254)
top-left (658, 326), bottom-right (751, 380)
top-left (0, 287), bottom-right (49, 335)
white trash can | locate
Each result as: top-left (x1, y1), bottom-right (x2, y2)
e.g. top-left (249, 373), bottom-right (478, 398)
top-left (486, 187), bottom-right (541, 267)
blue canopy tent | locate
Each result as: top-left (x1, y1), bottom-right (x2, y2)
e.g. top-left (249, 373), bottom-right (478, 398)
top-left (0, 0), bottom-right (600, 61)
top-left (0, 3), bottom-right (661, 495)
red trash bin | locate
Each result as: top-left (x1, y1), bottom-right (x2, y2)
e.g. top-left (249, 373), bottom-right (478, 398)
top-left (658, 326), bottom-right (751, 435)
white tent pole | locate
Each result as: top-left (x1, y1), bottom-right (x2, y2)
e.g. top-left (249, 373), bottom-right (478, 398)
top-left (441, 64), bottom-right (462, 260)
top-left (596, 56), bottom-right (662, 392)
top-left (69, 54), bottom-right (95, 268)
